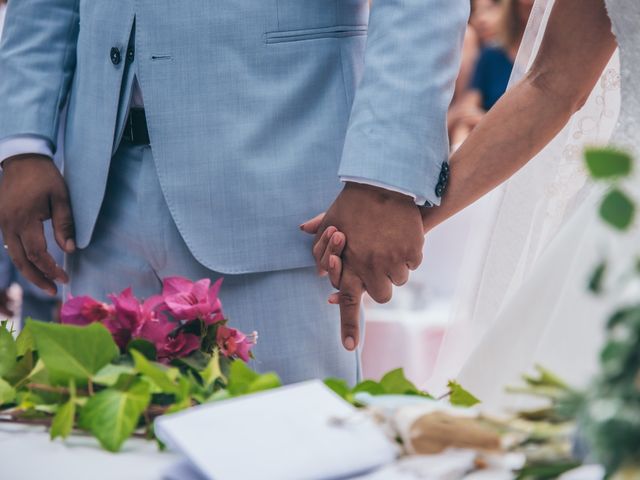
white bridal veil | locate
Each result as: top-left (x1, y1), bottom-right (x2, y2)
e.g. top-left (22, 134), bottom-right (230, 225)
top-left (426, 0), bottom-right (621, 392)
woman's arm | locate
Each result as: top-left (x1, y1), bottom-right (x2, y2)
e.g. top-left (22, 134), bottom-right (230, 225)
top-left (422, 0), bottom-right (617, 232)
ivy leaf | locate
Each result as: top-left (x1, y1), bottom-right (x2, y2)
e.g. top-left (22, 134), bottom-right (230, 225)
top-left (585, 148), bottom-right (632, 179)
top-left (324, 378), bottom-right (351, 399)
top-left (226, 361), bottom-right (280, 396)
top-left (380, 368), bottom-right (419, 395)
top-left (199, 348), bottom-right (223, 389)
top-left (15, 322), bottom-right (35, 357)
top-left (0, 377), bottom-right (16, 405)
top-left (0, 322), bottom-right (17, 378)
top-left (80, 379), bottom-right (151, 452)
top-left (51, 398), bottom-right (75, 440)
top-left (447, 380), bottom-right (480, 407)
top-left (127, 339), bottom-right (156, 361)
top-left (131, 349), bottom-right (180, 395)
top-left (247, 372), bottom-right (281, 394)
top-left (28, 321), bottom-right (118, 386)
top-left (600, 189), bottom-right (635, 231)
top-left (93, 364), bottom-right (136, 387)
top-left (352, 380), bottom-right (387, 396)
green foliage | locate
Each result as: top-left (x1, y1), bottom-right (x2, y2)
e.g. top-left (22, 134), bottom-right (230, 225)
top-left (588, 261), bottom-right (607, 294)
top-left (28, 321), bottom-right (119, 386)
top-left (0, 322), bottom-right (17, 377)
top-left (447, 380), bottom-right (480, 407)
top-left (80, 378), bottom-right (151, 452)
top-left (585, 148), bottom-right (632, 179)
top-left (0, 377), bottom-right (15, 405)
top-left (51, 398), bottom-right (76, 441)
top-left (226, 360), bottom-right (281, 396)
top-left (326, 368), bottom-right (438, 405)
top-left (599, 189), bottom-right (635, 231)
top-left (15, 321), bottom-right (35, 356)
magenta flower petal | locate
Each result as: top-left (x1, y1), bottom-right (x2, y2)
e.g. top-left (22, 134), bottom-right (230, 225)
top-left (61, 295), bottom-right (113, 326)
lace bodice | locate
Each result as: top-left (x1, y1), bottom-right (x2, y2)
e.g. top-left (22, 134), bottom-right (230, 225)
top-left (605, 0), bottom-right (640, 155)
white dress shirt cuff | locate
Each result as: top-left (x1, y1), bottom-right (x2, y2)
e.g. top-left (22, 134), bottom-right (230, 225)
top-left (0, 135), bottom-right (54, 167)
top-left (339, 176), bottom-right (430, 206)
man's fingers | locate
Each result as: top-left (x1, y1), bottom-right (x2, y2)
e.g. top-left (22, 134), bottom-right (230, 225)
top-left (300, 212), bottom-right (326, 234)
top-left (5, 235), bottom-right (57, 295)
top-left (406, 249), bottom-right (424, 271)
top-left (363, 269), bottom-right (394, 304)
top-left (328, 254), bottom-right (343, 290)
top-left (312, 226), bottom-right (336, 274)
top-left (20, 223), bottom-right (68, 284)
top-left (388, 263), bottom-right (410, 287)
top-left (51, 191), bottom-right (76, 253)
top-left (338, 269), bottom-right (363, 351)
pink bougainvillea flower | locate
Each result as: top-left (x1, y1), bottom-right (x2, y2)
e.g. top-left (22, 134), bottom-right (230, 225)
top-left (157, 332), bottom-right (201, 362)
top-left (61, 295), bottom-right (113, 326)
top-left (216, 325), bottom-right (256, 362)
top-left (105, 288), bottom-right (144, 349)
top-left (162, 276), bottom-right (224, 323)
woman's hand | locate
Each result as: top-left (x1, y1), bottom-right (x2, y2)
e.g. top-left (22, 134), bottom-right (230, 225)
top-left (300, 213), bottom-right (345, 303)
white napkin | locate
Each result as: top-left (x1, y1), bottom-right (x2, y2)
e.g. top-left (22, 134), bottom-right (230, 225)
top-left (155, 380), bottom-right (398, 480)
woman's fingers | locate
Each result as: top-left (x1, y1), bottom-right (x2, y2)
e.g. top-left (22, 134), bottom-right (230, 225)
top-left (328, 254), bottom-right (343, 290)
top-left (312, 226), bottom-right (336, 274)
top-left (300, 212), bottom-right (326, 234)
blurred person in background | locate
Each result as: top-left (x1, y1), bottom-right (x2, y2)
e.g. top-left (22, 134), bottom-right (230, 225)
top-left (469, 0), bottom-right (501, 47)
top-left (0, 0), bottom-right (63, 323)
top-left (449, 0), bottom-right (534, 149)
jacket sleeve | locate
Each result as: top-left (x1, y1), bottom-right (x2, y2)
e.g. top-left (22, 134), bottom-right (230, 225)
top-left (0, 0), bottom-right (79, 150)
top-left (338, 0), bottom-right (469, 206)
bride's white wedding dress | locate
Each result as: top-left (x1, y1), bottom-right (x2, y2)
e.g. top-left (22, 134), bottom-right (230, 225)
top-left (449, 0), bottom-right (640, 411)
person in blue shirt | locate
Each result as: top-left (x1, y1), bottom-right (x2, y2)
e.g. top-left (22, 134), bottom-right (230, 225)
top-left (449, 0), bottom-right (534, 149)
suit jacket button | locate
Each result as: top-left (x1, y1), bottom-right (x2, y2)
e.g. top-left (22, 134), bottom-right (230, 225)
top-left (442, 162), bottom-right (450, 174)
top-left (127, 46), bottom-right (135, 63)
top-left (439, 171), bottom-right (449, 184)
top-left (435, 183), bottom-right (444, 198)
top-left (110, 47), bottom-right (122, 65)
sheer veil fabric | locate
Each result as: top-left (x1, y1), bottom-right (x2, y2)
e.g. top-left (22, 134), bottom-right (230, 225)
top-left (426, 0), bottom-right (621, 398)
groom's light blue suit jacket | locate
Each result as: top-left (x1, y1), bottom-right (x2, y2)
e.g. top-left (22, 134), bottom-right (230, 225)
top-left (0, 0), bottom-right (468, 275)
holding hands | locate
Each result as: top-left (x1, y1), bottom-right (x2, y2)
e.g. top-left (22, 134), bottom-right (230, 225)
top-left (301, 183), bottom-right (425, 351)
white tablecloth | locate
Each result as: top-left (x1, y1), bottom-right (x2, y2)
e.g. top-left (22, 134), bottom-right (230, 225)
top-left (0, 423), bottom-right (179, 480)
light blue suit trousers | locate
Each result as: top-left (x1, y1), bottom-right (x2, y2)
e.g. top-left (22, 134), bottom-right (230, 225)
top-left (67, 141), bottom-right (360, 384)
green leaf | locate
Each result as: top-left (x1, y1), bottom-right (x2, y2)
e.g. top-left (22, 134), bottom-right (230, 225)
top-left (600, 189), bottom-right (635, 231)
top-left (0, 377), bottom-right (16, 405)
top-left (588, 261), bottom-right (607, 294)
top-left (199, 348), bottom-right (223, 388)
top-left (585, 148), bottom-right (632, 179)
top-left (352, 380), bottom-right (386, 396)
top-left (324, 378), bottom-right (351, 399)
top-left (447, 380), bottom-right (480, 407)
top-left (226, 361), bottom-right (280, 397)
top-left (3, 351), bottom-right (36, 387)
top-left (247, 372), bottom-right (281, 394)
top-left (0, 322), bottom-right (17, 378)
top-left (15, 322), bottom-right (35, 357)
top-left (93, 364), bottom-right (136, 387)
top-left (380, 368), bottom-right (419, 395)
top-left (51, 398), bottom-right (76, 440)
top-left (227, 360), bottom-right (259, 395)
top-left (80, 379), bottom-right (151, 452)
top-left (28, 321), bottom-right (119, 386)
top-left (131, 349), bottom-right (180, 395)
top-left (127, 339), bottom-right (156, 361)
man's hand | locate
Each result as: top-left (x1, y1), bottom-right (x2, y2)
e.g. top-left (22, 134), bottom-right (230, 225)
top-left (0, 289), bottom-right (14, 318)
top-left (0, 154), bottom-right (75, 295)
top-left (307, 182), bottom-right (424, 351)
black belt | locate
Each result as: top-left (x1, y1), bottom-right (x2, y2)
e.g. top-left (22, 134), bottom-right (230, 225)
top-left (122, 107), bottom-right (150, 146)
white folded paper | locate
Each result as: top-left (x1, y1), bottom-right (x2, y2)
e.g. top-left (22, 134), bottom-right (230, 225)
top-left (155, 380), bottom-right (398, 480)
